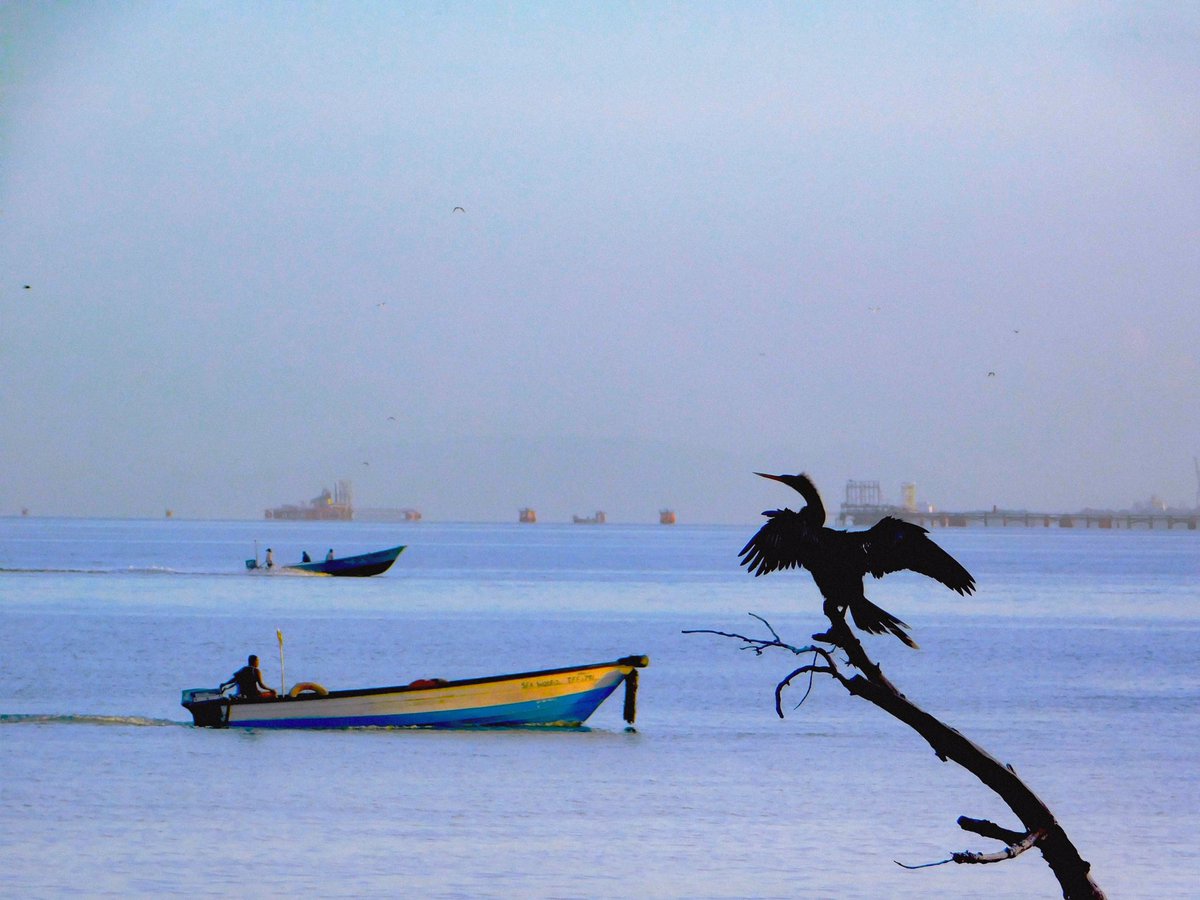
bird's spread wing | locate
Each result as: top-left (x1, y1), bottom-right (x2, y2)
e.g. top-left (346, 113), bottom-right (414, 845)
top-left (860, 517), bottom-right (976, 594)
top-left (738, 508), bottom-right (820, 576)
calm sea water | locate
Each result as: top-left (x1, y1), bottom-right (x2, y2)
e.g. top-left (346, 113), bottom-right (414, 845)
top-left (1, 518), bottom-right (1197, 898)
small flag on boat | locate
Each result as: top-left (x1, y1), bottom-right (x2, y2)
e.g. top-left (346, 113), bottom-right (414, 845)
top-left (277, 630), bottom-right (285, 697)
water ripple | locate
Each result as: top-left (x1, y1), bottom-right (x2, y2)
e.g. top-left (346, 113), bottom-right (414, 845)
top-left (0, 713), bottom-right (186, 727)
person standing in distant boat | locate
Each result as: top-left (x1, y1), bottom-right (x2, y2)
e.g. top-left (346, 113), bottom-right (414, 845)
top-left (220, 655), bottom-right (276, 699)
top-left (301, 551), bottom-right (311, 562)
top-left (325, 548), bottom-right (334, 561)
top-left (265, 547), bottom-right (274, 569)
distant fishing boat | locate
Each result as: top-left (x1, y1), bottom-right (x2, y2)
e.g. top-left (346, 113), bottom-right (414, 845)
top-left (181, 655), bottom-right (649, 729)
top-left (245, 544), bottom-right (405, 577)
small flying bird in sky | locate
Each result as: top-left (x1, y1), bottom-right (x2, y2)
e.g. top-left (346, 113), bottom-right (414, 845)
top-left (453, 206), bottom-right (465, 213)
top-left (988, 371), bottom-right (996, 377)
top-left (23, 284), bottom-right (31, 289)
top-left (739, 472), bottom-right (976, 648)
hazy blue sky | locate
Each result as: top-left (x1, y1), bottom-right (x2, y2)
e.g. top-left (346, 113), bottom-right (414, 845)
top-left (2, 2), bottom-right (1197, 522)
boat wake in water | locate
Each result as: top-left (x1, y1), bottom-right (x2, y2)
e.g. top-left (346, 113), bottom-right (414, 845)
top-left (0, 566), bottom-right (186, 575)
top-left (1, 714), bottom-right (184, 727)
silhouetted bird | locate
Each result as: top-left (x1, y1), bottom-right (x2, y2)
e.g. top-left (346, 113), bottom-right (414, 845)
top-left (738, 472), bottom-right (975, 648)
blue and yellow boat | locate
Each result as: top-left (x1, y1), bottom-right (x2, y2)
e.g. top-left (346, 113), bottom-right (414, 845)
top-left (181, 656), bottom-right (648, 729)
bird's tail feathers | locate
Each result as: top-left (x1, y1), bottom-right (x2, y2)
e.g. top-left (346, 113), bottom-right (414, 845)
top-left (850, 598), bottom-right (919, 649)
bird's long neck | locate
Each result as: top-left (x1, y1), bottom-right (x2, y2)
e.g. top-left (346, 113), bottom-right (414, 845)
top-left (796, 477), bottom-right (826, 525)
top-left (756, 471), bottom-right (828, 525)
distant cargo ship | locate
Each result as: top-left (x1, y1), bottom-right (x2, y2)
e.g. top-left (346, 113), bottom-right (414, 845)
top-left (357, 507), bottom-right (421, 523)
top-left (572, 511), bottom-right (606, 525)
top-left (659, 509), bottom-right (676, 525)
top-left (519, 508), bottom-right (537, 524)
top-left (266, 481), bottom-right (353, 521)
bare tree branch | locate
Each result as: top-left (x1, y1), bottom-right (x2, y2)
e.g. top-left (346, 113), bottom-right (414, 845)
top-left (894, 856), bottom-right (954, 870)
top-left (683, 613), bottom-right (816, 658)
top-left (896, 825), bottom-right (1046, 870)
top-left (952, 828), bottom-right (1046, 865)
top-left (774, 659), bottom-right (840, 718)
top-left (688, 614), bottom-right (1105, 899)
top-left (958, 816), bottom-right (1028, 845)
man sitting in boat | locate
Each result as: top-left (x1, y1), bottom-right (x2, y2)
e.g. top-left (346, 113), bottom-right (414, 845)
top-left (220, 655), bottom-right (277, 700)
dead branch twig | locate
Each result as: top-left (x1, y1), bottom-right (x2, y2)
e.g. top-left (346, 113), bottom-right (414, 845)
top-left (896, 826), bottom-right (1046, 870)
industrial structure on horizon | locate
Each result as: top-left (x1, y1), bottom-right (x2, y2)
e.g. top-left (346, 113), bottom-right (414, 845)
top-left (265, 481), bottom-right (354, 521)
top-left (838, 479), bottom-right (1199, 531)
top-left (250, 471), bottom-right (1199, 529)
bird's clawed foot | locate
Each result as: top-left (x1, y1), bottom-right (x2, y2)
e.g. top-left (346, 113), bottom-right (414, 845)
top-left (811, 629), bottom-right (843, 648)
top-left (814, 601), bottom-right (851, 648)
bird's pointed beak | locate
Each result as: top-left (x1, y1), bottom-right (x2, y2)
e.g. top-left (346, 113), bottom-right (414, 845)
top-left (754, 472), bottom-right (785, 482)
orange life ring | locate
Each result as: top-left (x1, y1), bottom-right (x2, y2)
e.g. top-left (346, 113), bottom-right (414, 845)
top-left (288, 682), bottom-right (329, 698)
